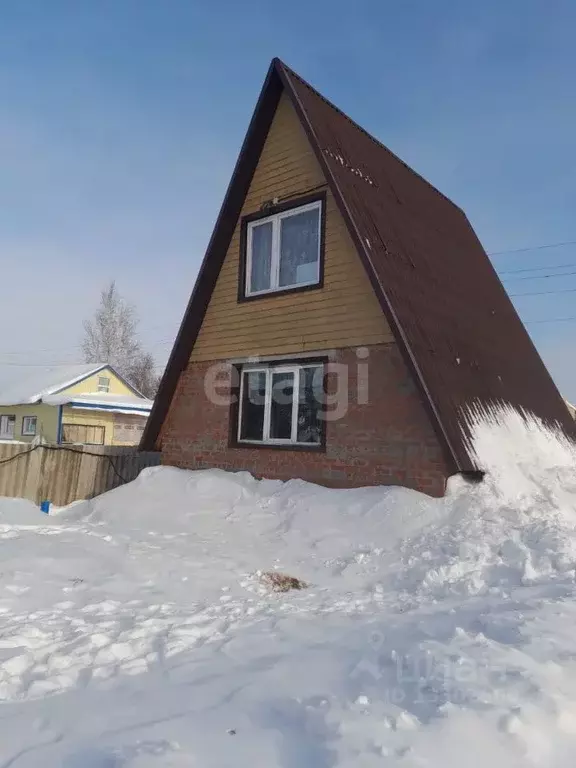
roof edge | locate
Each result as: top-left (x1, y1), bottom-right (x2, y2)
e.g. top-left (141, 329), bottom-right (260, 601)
top-left (33, 363), bottom-right (108, 402)
top-left (274, 59), bottom-right (462, 472)
top-left (141, 60), bottom-right (284, 450)
top-left (274, 59), bottom-right (465, 217)
top-left (49, 363), bottom-right (145, 400)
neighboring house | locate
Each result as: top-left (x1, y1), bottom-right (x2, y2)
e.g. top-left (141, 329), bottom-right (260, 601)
top-left (141, 59), bottom-right (575, 496)
top-left (0, 364), bottom-right (153, 445)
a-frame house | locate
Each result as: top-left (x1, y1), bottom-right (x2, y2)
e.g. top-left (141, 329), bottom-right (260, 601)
top-left (141, 59), bottom-right (574, 496)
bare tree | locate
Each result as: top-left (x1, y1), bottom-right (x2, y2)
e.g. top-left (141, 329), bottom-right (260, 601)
top-left (82, 282), bottom-right (159, 398)
top-left (126, 352), bottom-right (159, 399)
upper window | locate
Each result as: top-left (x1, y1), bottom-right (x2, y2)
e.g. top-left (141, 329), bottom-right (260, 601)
top-left (244, 199), bottom-right (322, 298)
top-left (237, 362), bottom-right (324, 447)
top-left (97, 376), bottom-right (110, 393)
top-left (22, 416), bottom-right (37, 436)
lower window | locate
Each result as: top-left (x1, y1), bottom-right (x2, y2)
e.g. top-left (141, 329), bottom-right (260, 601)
top-left (61, 424), bottom-right (105, 445)
top-left (22, 416), bottom-right (37, 436)
top-left (0, 415), bottom-right (15, 440)
top-left (237, 362), bottom-right (324, 446)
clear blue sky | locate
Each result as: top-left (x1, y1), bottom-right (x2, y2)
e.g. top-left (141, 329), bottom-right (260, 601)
top-left (1, 0), bottom-right (575, 399)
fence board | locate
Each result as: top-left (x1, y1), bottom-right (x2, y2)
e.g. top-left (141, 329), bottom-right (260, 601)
top-left (0, 443), bottom-right (160, 507)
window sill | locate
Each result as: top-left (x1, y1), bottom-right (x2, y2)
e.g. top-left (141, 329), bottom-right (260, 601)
top-left (238, 280), bottom-right (323, 303)
top-left (232, 439), bottom-right (325, 453)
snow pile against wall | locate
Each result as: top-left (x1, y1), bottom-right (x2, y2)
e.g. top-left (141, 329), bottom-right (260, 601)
top-left (398, 407), bottom-right (576, 600)
top-left (0, 406), bottom-right (575, 765)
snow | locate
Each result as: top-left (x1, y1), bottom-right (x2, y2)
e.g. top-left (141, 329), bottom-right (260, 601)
top-left (0, 363), bottom-right (107, 406)
top-left (44, 393), bottom-right (153, 414)
top-left (0, 408), bottom-right (575, 765)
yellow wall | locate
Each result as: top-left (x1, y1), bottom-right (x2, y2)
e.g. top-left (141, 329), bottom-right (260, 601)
top-left (61, 408), bottom-right (114, 445)
top-left (0, 404), bottom-right (59, 443)
top-left (0, 404), bottom-right (146, 446)
top-left (0, 369), bottom-right (145, 445)
top-left (189, 92), bottom-right (393, 363)
top-left (61, 407), bottom-right (146, 446)
top-left (61, 367), bottom-right (136, 397)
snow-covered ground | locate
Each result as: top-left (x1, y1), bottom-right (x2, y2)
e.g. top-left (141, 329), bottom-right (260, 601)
top-left (0, 410), bottom-right (575, 766)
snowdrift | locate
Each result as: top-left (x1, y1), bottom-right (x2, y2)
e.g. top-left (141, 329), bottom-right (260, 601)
top-left (0, 408), bottom-right (575, 766)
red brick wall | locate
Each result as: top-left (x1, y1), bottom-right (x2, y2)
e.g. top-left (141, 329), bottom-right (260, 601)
top-left (160, 344), bottom-right (452, 496)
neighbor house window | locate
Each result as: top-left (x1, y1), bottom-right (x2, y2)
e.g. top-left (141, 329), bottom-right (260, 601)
top-left (113, 422), bottom-right (135, 442)
top-left (61, 424), bottom-right (105, 445)
top-left (237, 362), bottom-right (324, 446)
top-left (244, 199), bottom-right (322, 297)
top-left (21, 416), bottom-right (37, 436)
top-left (0, 415), bottom-right (15, 440)
top-left (97, 376), bottom-right (110, 393)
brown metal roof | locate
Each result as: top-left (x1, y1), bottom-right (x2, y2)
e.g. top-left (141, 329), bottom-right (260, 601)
top-left (142, 58), bottom-right (576, 469)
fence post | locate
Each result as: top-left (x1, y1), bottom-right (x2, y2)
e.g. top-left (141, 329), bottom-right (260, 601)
top-left (24, 445), bottom-right (44, 504)
top-left (37, 445), bottom-right (58, 506)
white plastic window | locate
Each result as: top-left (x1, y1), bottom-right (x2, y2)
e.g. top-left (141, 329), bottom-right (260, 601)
top-left (238, 362), bottom-right (323, 446)
top-left (22, 416), bottom-right (37, 436)
top-left (245, 200), bottom-right (322, 296)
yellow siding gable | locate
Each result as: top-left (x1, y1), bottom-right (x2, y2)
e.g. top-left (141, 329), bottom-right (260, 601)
top-left (190, 92), bottom-right (393, 363)
top-left (60, 367), bottom-right (136, 397)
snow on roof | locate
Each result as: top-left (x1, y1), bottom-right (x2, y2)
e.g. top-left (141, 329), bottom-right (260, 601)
top-left (43, 392), bottom-right (153, 414)
top-left (0, 363), bottom-right (110, 406)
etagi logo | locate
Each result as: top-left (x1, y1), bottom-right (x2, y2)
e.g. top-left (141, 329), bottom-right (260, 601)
top-left (349, 630), bottom-right (520, 708)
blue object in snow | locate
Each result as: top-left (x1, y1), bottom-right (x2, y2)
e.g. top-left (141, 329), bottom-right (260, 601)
top-left (40, 500), bottom-right (51, 514)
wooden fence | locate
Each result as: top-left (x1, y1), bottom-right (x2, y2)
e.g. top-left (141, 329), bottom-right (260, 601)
top-left (0, 442), bottom-right (161, 507)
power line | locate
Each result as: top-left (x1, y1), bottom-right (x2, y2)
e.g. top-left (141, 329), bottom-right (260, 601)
top-left (499, 261), bottom-right (576, 275)
top-left (509, 287), bottom-right (576, 298)
top-left (5, 244), bottom-right (576, 365)
top-left (525, 316), bottom-right (576, 325)
top-left (489, 239), bottom-right (576, 257)
top-left (0, 338), bottom-right (176, 367)
top-left (503, 269), bottom-right (576, 283)
top-left (0, 334), bottom-right (176, 361)
top-left (0, 444), bottom-right (130, 484)
top-left (0, 323), bottom-right (179, 358)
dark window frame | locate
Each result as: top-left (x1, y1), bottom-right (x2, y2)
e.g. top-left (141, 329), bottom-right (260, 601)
top-left (21, 416), bottom-right (37, 436)
top-left (229, 357), bottom-right (328, 452)
top-left (238, 192), bottom-right (326, 302)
